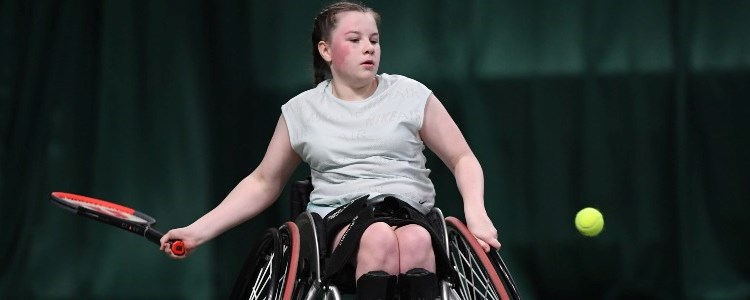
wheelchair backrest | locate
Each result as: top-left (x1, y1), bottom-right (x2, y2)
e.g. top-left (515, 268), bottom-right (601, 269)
top-left (290, 177), bottom-right (314, 220)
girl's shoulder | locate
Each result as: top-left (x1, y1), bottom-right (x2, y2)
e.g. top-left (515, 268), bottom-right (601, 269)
top-left (379, 73), bottom-right (420, 84)
top-left (378, 73), bottom-right (430, 92)
top-left (379, 73), bottom-right (431, 96)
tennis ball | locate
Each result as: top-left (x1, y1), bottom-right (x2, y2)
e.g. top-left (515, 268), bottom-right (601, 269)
top-left (575, 207), bottom-right (604, 237)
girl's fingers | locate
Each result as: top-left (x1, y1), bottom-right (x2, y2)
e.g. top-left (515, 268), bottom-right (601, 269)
top-left (475, 235), bottom-right (490, 252)
top-left (486, 237), bottom-right (501, 250)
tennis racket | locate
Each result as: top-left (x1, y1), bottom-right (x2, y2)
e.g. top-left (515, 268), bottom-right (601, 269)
top-left (50, 192), bottom-right (185, 256)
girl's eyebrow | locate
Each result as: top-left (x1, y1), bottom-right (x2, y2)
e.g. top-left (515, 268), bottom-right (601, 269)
top-left (344, 31), bottom-right (379, 37)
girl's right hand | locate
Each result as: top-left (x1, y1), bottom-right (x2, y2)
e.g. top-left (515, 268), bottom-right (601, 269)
top-left (160, 226), bottom-right (201, 259)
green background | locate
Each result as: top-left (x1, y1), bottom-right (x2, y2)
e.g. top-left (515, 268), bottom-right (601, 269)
top-left (2, 0), bottom-right (749, 299)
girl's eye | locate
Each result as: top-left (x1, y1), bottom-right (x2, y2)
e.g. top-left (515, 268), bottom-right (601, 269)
top-left (349, 38), bottom-right (360, 43)
top-left (371, 40), bottom-right (379, 44)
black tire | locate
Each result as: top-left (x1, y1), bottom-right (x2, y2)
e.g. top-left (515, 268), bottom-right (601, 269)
top-left (231, 227), bottom-right (283, 300)
top-left (487, 250), bottom-right (521, 300)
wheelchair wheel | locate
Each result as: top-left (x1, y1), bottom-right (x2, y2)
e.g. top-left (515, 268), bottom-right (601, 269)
top-left (280, 222), bottom-right (301, 300)
top-left (231, 222), bottom-right (300, 300)
top-left (445, 217), bottom-right (518, 300)
top-left (289, 212), bottom-right (325, 300)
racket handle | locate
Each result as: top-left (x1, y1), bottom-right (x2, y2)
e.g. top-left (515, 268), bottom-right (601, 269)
top-left (170, 240), bottom-right (186, 256)
top-left (145, 227), bottom-right (185, 256)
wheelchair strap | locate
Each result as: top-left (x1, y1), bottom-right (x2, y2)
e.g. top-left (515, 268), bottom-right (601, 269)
top-left (321, 196), bottom-right (450, 282)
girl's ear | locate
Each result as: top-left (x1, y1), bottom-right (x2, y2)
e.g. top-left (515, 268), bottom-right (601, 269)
top-left (318, 40), bottom-right (332, 63)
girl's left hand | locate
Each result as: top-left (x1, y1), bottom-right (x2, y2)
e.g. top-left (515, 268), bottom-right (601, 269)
top-left (465, 210), bottom-right (501, 252)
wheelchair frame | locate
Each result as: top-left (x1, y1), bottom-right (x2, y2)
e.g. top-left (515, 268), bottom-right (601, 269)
top-left (230, 179), bottom-right (521, 300)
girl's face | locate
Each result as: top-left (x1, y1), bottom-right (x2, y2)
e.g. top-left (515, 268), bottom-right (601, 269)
top-left (322, 11), bottom-right (380, 84)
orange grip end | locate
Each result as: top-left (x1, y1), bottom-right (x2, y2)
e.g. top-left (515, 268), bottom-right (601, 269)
top-left (171, 240), bottom-right (186, 256)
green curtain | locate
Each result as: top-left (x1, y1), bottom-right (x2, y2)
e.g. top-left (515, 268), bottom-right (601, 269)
top-left (1, 0), bottom-right (748, 299)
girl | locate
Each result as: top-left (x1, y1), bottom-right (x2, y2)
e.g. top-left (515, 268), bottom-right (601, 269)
top-left (161, 2), bottom-right (500, 299)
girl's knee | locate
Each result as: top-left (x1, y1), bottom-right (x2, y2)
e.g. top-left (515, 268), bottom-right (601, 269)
top-left (360, 222), bottom-right (399, 255)
top-left (396, 225), bottom-right (436, 272)
top-left (357, 222), bottom-right (400, 276)
top-left (396, 225), bottom-right (433, 254)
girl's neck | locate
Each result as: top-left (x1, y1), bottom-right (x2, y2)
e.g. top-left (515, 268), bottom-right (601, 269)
top-left (331, 77), bottom-right (378, 101)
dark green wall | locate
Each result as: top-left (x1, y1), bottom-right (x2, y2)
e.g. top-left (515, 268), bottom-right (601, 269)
top-left (2, 0), bottom-right (749, 299)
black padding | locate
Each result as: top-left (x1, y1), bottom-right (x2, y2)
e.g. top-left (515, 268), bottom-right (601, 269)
top-left (398, 268), bottom-right (439, 300)
top-left (356, 271), bottom-right (397, 300)
top-left (290, 177), bottom-right (314, 219)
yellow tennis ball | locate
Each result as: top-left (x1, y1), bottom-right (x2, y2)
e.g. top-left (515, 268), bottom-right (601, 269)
top-left (575, 207), bottom-right (604, 237)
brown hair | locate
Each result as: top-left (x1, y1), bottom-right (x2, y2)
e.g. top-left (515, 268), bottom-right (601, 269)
top-left (311, 1), bottom-right (380, 85)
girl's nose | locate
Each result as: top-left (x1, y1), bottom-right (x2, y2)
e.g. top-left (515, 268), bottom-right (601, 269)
top-left (363, 42), bottom-right (375, 54)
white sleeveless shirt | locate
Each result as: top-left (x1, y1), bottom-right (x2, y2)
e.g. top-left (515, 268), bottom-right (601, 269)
top-left (281, 74), bottom-right (436, 217)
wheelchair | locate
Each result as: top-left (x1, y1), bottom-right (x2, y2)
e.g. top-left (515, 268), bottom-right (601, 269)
top-left (230, 179), bottom-right (521, 300)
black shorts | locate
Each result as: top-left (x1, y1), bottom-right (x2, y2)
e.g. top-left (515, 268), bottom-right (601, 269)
top-left (318, 196), bottom-right (449, 291)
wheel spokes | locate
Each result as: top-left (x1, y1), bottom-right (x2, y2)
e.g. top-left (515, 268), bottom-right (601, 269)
top-left (449, 233), bottom-right (500, 300)
top-left (250, 252), bottom-right (275, 300)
